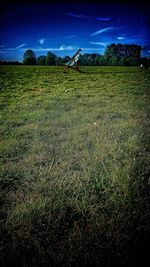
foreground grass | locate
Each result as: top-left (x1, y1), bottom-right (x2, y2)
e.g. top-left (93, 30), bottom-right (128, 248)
top-left (0, 66), bottom-right (150, 267)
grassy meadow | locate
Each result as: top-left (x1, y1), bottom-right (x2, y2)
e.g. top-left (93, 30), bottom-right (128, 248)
top-left (0, 65), bottom-right (150, 267)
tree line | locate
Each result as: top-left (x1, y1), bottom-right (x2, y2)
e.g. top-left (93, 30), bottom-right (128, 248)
top-left (22, 44), bottom-right (150, 67)
top-left (0, 61), bottom-right (22, 65)
top-left (0, 44), bottom-right (149, 66)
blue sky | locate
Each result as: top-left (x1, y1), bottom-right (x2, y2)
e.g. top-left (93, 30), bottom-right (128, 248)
top-left (0, 2), bottom-right (150, 61)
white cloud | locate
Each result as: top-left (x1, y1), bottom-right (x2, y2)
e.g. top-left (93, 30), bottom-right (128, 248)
top-left (16, 44), bottom-right (26, 49)
top-left (65, 34), bottom-right (78, 39)
top-left (29, 46), bottom-right (102, 53)
top-left (3, 44), bottom-right (26, 51)
top-left (66, 12), bottom-right (111, 22)
top-left (96, 17), bottom-right (111, 21)
top-left (117, 37), bottom-right (125, 40)
top-left (90, 41), bottom-right (106, 46)
top-left (67, 13), bottom-right (90, 19)
top-left (59, 45), bottom-right (74, 51)
top-left (32, 45), bottom-right (75, 52)
top-left (81, 47), bottom-right (102, 51)
top-left (2, 44), bottom-right (76, 53)
top-left (3, 48), bottom-right (17, 51)
top-left (38, 39), bottom-right (45, 45)
top-left (91, 27), bottom-right (114, 36)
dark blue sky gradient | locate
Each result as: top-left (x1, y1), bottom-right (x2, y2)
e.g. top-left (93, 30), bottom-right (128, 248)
top-left (0, 2), bottom-right (150, 61)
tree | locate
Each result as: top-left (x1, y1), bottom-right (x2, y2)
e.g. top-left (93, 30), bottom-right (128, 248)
top-left (97, 55), bottom-right (107, 66)
top-left (105, 44), bottom-right (142, 59)
top-left (45, 52), bottom-right (57, 65)
top-left (0, 61), bottom-right (22, 65)
top-left (55, 56), bottom-right (63, 66)
top-left (126, 56), bottom-right (139, 66)
top-left (23, 50), bottom-right (36, 65)
top-left (95, 55), bottom-right (101, 66)
top-left (104, 44), bottom-right (142, 66)
top-left (79, 54), bottom-right (91, 65)
top-left (37, 56), bottom-right (46, 65)
top-left (61, 56), bottom-right (70, 64)
top-left (108, 55), bottom-right (120, 66)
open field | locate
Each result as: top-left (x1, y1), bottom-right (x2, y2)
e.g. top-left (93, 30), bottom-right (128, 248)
top-left (0, 66), bottom-right (150, 267)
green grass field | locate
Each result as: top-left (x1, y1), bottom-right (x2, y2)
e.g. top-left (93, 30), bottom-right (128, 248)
top-left (0, 65), bottom-right (150, 267)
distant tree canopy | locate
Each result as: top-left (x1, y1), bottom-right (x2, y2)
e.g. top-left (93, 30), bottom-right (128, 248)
top-left (45, 52), bottom-right (57, 65)
top-left (23, 50), bottom-right (36, 65)
top-left (105, 44), bottom-right (142, 58)
top-left (20, 44), bottom-right (150, 67)
top-left (0, 61), bottom-right (22, 65)
top-left (104, 44), bottom-right (142, 66)
top-left (37, 56), bottom-right (46, 65)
